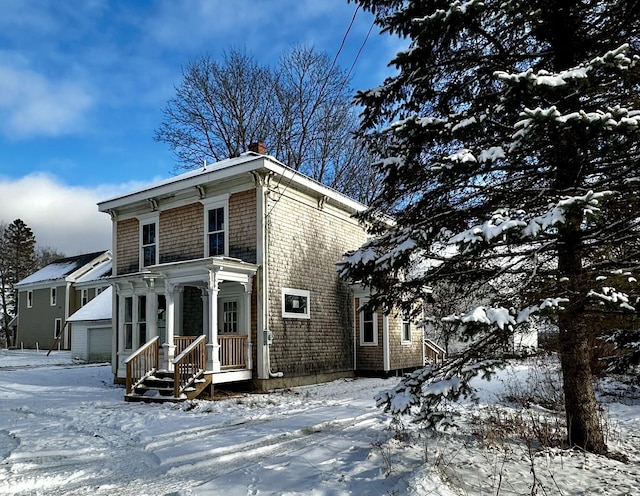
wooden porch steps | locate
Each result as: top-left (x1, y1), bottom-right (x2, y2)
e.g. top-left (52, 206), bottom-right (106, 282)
top-left (125, 370), bottom-right (212, 403)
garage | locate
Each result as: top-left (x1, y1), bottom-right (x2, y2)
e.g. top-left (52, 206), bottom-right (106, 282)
top-left (68, 287), bottom-right (112, 363)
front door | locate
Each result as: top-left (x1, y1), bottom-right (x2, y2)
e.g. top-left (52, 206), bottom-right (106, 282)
top-left (218, 297), bottom-right (240, 334)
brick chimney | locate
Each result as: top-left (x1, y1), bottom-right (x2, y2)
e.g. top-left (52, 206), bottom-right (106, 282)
top-left (248, 142), bottom-right (266, 155)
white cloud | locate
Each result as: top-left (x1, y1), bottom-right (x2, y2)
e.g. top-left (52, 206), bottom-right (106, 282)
top-left (0, 173), bottom-right (145, 255)
top-left (0, 63), bottom-right (93, 138)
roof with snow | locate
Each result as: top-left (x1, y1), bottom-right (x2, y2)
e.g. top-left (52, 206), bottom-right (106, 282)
top-left (17, 251), bottom-right (110, 286)
top-left (67, 287), bottom-right (112, 322)
top-left (98, 151), bottom-right (367, 215)
top-left (75, 260), bottom-right (112, 284)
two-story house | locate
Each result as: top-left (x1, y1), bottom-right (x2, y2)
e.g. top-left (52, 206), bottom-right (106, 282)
top-left (15, 251), bottom-right (112, 350)
top-left (98, 145), bottom-right (424, 401)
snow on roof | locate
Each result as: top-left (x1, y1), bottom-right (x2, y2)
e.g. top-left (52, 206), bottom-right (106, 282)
top-left (17, 251), bottom-right (109, 286)
top-left (99, 153), bottom-right (262, 204)
top-left (75, 260), bottom-right (112, 284)
top-left (67, 287), bottom-right (112, 322)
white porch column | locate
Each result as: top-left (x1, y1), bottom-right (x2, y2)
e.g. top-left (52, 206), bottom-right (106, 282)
top-left (163, 281), bottom-right (177, 370)
top-left (207, 270), bottom-right (221, 372)
top-left (200, 288), bottom-right (209, 336)
top-left (242, 277), bottom-right (254, 371)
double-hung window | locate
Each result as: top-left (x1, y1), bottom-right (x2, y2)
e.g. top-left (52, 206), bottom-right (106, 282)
top-left (402, 313), bottom-right (412, 343)
top-left (81, 288), bottom-right (88, 307)
top-left (201, 195), bottom-right (229, 257)
top-left (50, 287), bottom-right (57, 306)
top-left (137, 212), bottom-right (159, 268)
top-left (360, 305), bottom-right (378, 346)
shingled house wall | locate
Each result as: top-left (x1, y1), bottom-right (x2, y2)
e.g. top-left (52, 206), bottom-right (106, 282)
top-left (264, 191), bottom-right (367, 386)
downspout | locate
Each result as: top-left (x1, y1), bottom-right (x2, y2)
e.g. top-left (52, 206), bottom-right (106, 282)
top-left (383, 314), bottom-right (390, 372)
top-left (109, 210), bottom-right (118, 378)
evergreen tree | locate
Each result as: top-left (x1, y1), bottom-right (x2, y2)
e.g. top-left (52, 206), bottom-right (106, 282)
top-left (0, 219), bottom-right (36, 343)
top-left (339, 0), bottom-right (640, 454)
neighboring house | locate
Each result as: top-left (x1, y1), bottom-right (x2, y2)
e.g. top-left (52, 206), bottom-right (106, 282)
top-left (15, 251), bottom-right (112, 350)
top-left (68, 286), bottom-right (112, 363)
top-left (97, 144), bottom-right (424, 401)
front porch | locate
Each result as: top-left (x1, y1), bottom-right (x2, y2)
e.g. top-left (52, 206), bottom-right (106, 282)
top-left (113, 257), bottom-right (259, 402)
top-left (124, 334), bottom-right (252, 402)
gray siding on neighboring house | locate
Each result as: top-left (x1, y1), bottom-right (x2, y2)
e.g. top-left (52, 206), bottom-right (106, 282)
top-left (265, 191), bottom-right (366, 382)
top-left (17, 284), bottom-right (66, 349)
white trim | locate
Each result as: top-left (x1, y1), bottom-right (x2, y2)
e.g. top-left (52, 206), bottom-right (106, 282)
top-left (50, 287), bottom-right (57, 306)
top-left (27, 290), bottom-right (33, 309)
top-left (81, 288), bottom-right (89, 307)
top-left (138, 214), bottom-right (159, 269)
top-left (383, 315), bottom-right (390, 371)
top-left (53, 318), bottom-right (62, 338)
top-left (401, 314), bottom-right (412, 344)
top-left (359, 304), bottom-right (378, 346)
top-left (201, 194), bottom-right (229, 257)
top-left (281, 288), bottom-right (310, 319)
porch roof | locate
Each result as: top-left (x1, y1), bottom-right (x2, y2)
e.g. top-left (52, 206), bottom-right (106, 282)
top-left (110, 256), bottom-right (259, 286)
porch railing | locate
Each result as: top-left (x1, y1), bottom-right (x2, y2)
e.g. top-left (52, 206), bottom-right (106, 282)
top-left (125, 336), bottom-right (159, 394)
top-left (219, 334), bottom-right (247, 369)
top-left (173, 335), bottom-right (206, 398)
top-left (174, 335), bottom-right (198, 357)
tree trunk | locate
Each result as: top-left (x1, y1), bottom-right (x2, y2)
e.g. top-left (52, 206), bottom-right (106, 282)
top-left (558, 316), bottom-right (607, 454)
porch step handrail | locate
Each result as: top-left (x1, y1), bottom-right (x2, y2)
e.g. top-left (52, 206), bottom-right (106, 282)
top-left (172, 335), bottom-right (207, 398)
top-left (125, 336), bottom-right (160, 394)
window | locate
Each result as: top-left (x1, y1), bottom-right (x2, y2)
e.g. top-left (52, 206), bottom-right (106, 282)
top-left (222, 301), bottom-right (238, 333)
top-left (124, 296), bottom-right (133, 350)
top-left (201, 195), bottom-right (229, 257)
top-left (54, 318), bottom-right (62, 338)
top-left (50, 287), bottom-right (57, 306)
top-left (141, 221), bottom-right (157, 267)
top-left (360, 305), bottom-right (378, 346)
top-left (96, 287), bottom-right (104, 295)
top-left (27, 290), bottom-right (33, 308)
top-left (402, 313), bottom-right (412, 343)
top-left (281, 288), bottom-right (310, 319)
top-left (207, 207), bottom-right (225, 256)
top-left (81, 289), bottom-right (88, 307)
top-left (138, 295), bottom-right (147, 346)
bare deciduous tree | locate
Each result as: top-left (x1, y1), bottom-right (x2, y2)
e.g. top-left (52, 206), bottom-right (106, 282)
top-left (156, 45), bottom-right (381, 204)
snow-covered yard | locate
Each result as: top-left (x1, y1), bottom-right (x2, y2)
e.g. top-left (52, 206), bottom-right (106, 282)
top-left (0, 349), bottom-right (638, 495)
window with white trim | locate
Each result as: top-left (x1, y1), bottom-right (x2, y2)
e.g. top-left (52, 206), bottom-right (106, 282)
top-left (124, 296), bottom-right (133, 350)
top-left (138, 295), bottom-right (147, 346)
top-left (281, 288), bottom-right (310, 319)
top-left (360, 305), bottom-right (378, 346)
top-left (402, 313), bottom-right (412, 343)
top-left (54, 318), bottom-right (62, 338)
top-left (222, 300), bottom-right (238, 333)
top-left (27, 290), bottom-right (33, 309)
top-left (50, 287), bottom-right (57, 306)
top-left (207, 207), bottom-right (225, 256)
top-left (81, 288), bottom-right (88, 307)
top-left (201, 195), bottom-right (229, 257)
top-left (141, 221), bottom-right (158, 267)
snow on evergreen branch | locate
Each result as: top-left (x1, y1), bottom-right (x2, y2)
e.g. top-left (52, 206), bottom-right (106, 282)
top-left (496, 44), bottom-right (633, 88)
top-left (587, 286), bottom-right (637, 312)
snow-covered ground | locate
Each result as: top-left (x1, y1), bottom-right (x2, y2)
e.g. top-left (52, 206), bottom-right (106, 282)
top-left (0, 349), bottom-right (638, 495)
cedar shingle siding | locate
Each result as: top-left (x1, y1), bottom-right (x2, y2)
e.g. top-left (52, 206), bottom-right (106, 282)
top-left (266, 192), bottom-right (366, 378)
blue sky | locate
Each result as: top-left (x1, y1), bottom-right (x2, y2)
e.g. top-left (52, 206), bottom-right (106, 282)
top-left (0, 0), bottom-right (402, 254)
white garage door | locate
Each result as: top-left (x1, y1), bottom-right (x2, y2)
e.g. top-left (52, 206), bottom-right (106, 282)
top-left (88, 326), bottom-right (111, 363)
